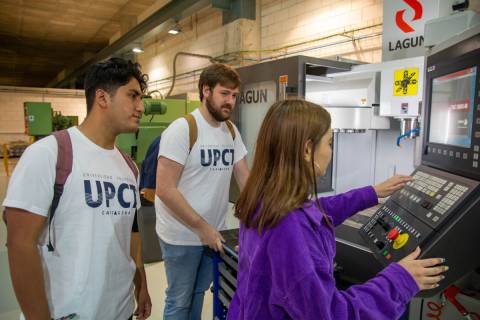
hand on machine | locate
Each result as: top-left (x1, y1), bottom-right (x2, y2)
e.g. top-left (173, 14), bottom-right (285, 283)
top-left (375, 176), bottom-right (450, 291)
top-left (373, 175), bottom-right (412, 198)
top-left (194, 220), bottom-right (225, 254)
top-left (398, 246), bottom-right (448, 291)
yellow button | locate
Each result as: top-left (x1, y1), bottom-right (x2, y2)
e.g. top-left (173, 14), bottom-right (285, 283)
top-left (393, 233), bottom-right (409, 250)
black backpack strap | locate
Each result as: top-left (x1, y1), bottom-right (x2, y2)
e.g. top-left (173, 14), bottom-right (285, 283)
top-left (48, 130), bottom-right (73, 252)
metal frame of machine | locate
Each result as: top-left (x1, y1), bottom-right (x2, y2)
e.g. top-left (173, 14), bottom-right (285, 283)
top-left (232, 56), bottom-right (354, 200)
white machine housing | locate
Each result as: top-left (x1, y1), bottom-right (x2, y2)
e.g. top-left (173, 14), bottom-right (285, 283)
top-left (306, 63), bottom-right (390, 131)
top-left (379, 56), bottom-right (424, 118)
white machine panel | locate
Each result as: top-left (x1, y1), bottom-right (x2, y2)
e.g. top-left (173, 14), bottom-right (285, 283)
top-left (237, 80), bottom-right (276, 166)
top-left (379, 56), bottom-right (424, 117)
top-left (306, 64), bottom-right (390, 130)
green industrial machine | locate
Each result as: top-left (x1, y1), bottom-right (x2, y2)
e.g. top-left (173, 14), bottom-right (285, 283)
top-left (24, 102), bottom-right (53, 136)
top-left (23, 98), bottom-right (200, 166)
top-left (116, 98), bottom-right (201, 166)
top-left (24, 102), bottom-right (78, 139)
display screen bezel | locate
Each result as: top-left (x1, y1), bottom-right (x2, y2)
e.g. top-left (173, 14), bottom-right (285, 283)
top-left (422, 36), bottom-right (480, 181)
top-left (428, 66), bottom-right (477, 149)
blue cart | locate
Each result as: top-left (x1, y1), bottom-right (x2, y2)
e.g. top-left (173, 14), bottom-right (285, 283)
top-left (212, 229), bottom-right (239, 320)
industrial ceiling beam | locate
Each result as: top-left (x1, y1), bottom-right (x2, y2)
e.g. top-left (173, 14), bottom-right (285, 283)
top-left (212, 0), bottom-right (256, 25)
top-left (48, 0), bottom-right (212, 88)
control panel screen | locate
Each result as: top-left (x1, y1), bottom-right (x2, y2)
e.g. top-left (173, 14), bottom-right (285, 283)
top-left (428, 67), bottom-right (477, 148)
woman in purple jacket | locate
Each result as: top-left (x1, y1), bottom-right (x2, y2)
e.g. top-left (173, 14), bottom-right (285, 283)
top-left (228, 99), bottom-right (448, 320)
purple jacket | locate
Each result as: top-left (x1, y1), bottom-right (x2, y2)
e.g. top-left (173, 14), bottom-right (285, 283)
top-left (228, 186), bottom-right (419, 320)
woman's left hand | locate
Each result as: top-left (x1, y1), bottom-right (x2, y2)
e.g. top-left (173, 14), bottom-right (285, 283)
top-left (373, 175), bottom-right (412, 198)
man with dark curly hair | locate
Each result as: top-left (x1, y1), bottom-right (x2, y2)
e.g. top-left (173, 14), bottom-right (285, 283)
top-left (4, 57), bottom-right (152, 319)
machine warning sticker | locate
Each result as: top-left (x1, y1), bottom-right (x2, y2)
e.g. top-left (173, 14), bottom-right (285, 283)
top-left (394, 68), bottom-right (418, 96)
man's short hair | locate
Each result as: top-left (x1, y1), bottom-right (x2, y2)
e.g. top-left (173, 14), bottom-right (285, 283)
top-left (198, 63), bottom-right (241, 101)
top-left (84, 57), bottom-right (148, 113)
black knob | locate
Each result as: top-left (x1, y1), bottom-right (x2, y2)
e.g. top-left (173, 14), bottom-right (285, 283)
top-left (376, 241), bottom-right (385, 250)
top-left (377, 217), bottom-right (390, 231)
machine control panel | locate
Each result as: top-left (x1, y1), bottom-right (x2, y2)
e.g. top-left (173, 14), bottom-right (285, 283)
top-left (391, 169), bottom-right (474, 230)
top-left (362, 200), bottom-right (433, 264)
top-left (360, 165), bottom-right (478, 265)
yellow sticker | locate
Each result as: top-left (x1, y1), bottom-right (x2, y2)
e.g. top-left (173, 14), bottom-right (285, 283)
top-left (394, 68), bottom-right (418, 96)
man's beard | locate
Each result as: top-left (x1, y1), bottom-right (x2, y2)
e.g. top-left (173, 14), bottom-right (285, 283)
top-left (206, 96), bottom-right (232, 122)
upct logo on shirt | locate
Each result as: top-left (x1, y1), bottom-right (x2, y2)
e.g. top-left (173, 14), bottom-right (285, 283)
top-left (83, 173), bottom-right (137, 215)
top-left (200, 145), bottom-right (234, 171)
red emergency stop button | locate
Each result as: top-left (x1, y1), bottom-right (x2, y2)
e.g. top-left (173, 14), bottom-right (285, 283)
top-left (387, 228), bottom-right (399, 241)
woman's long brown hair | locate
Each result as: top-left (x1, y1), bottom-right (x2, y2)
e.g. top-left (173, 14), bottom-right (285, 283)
top-left (235, 99), bottom-right (331, 233)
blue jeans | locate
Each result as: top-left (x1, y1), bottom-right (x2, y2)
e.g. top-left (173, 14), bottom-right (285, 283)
top-left (159, 239), bottom-right (213, 320)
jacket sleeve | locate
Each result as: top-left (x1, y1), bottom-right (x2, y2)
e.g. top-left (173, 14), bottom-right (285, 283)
top-left (283, 262), bottom-right (419, 320)
top-left (320, 186), bottom-right (378, 226)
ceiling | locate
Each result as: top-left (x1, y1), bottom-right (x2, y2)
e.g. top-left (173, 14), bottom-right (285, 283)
top-left (0, 0), bottom-right (157, 87)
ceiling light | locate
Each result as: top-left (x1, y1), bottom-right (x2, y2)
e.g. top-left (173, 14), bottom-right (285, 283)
top-left (132, 47), bottom-right (144, 53)
top-left (168, 24), bottom-right (182, 35)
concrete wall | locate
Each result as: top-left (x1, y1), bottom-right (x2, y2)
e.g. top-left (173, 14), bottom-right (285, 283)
top-left (260, 0), bottom-right (382, 60)
top-left (137, 0), bottom-right (383, 96)
top-left (0, 87), bottom-right (86, 144)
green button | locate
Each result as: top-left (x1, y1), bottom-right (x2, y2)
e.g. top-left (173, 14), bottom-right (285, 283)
top-left (383, 250), bottom-right (389, 256)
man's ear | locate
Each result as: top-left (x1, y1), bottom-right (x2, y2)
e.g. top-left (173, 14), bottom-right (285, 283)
top-left (304, 139), bottom-right (312, 162)
top-left (202, 85), bottom-right (211, 100)
top-left (95, 89), bottom-right (110, 110)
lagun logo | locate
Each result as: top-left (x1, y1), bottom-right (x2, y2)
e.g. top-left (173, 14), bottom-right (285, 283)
top-left (395, 0), bottom-right (423, 33)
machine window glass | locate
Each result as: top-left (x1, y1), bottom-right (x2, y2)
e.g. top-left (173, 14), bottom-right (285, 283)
top-left (428, 67), bottom-right (477, 148)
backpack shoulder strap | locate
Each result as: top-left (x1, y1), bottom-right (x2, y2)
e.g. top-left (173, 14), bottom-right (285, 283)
top-left (183, 113), bottom-right (198, 152)
top-left (52, 130), bottom-right (73, 185)
top-left (182, 114), bottom-right (234, 151)
top-left (48, 129), bottom-right (73, 251)
top-left (118, 148), bottom-right (139, 180)
top-left (225, 120), bottom-right (236, 140)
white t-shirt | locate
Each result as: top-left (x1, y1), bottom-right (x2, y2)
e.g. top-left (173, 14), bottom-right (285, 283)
top-left (3, 127), bottom-right (140, 320)
top-left (155, 109), bottom-right (247, 245)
